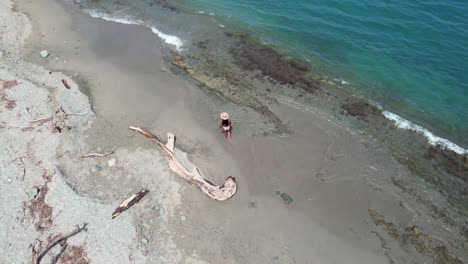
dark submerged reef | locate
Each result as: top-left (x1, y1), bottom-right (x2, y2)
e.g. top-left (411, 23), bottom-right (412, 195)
top-left (341, 101), bottom-right (380, 121)
top-left (232, 39), bottom-right (320, 93)
top-left (424, 146), bottom-right (467, 181)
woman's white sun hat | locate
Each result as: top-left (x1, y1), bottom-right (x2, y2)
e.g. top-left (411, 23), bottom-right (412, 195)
top-left (220, 112), bottom-right (230, 120)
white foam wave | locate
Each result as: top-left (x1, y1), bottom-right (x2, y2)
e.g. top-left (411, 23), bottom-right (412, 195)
top-left (333, 78), bottom-right (350, 85)
top-left (84, 9), bottom-right (183, 51)
top-left (383, 111), bottom-right (467, 154)
top-left (85, 9), bottom-right (142, 25)
top-left (150, 27), bottom-right (183, 51)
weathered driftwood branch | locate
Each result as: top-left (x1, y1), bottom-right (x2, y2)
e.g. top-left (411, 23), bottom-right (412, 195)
top-left (129, 126), bottom-right (238, 201)
top-left (30, 116), bottom-right (53, 125)
top-left (7, 106), bottom-right (66, 129)
top-left (81, 151), bottom-right (114, 158)
top-left (31, 223), bottom-right (88, 264)
top-left (112, 189), bottom-right (149, 219)
top-left (6, 106), bottom-right (63, 130)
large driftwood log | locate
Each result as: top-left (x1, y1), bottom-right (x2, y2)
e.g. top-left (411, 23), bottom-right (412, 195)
top-left (31, 223), bottom-right (88, 264)
top-left (112, 189), bottom-right (149, 219)
top-left (129, 126), bottom-right (237, 201)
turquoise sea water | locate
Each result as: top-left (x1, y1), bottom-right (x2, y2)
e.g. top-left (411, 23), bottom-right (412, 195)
top-left (174, 0), bottom-right (468, 147)
top-left (75, 0), bottom-right (468, 149)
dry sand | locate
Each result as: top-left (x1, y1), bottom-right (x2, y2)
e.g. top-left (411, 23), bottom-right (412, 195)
top-left (1, 0), bottom-right (466, 263)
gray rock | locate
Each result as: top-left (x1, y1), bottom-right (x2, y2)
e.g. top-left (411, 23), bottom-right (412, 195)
top-left (32, 186), bottom-right (40, 199)
top-left (280, 192), bottom-right (293, 205)
top-left (107, 158), bottom-right (116, 167)
top-left (158, 207), bottom-right (165, 216)
top-left (39, 50), bottom-right (50, 58)
top-left (91, 164), bottom-right (103, 173)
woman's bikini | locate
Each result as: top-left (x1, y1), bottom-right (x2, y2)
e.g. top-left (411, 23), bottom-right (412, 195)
top-left (222, 119), bottom-right (231, 131)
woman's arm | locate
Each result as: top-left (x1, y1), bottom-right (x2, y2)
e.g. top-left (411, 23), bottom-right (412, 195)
top-left (219, 122), bottom-right (224, 132)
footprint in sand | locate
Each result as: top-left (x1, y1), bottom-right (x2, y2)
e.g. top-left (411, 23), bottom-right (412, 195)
top-left (315, 168), bottom-right (340, 183)
top-left (315, 168), bottom-right (327, 182)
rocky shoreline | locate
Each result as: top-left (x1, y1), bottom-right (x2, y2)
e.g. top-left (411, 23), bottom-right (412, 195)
top-left (0, 1), bottom-right (148, 262)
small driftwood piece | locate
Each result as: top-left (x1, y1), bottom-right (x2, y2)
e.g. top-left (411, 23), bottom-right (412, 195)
top-left (6, 106), bottom-right (64, 130)
top-left (112, 189), bottom-right (149, 219)
top-left (61, 79), bottom-right (71, 89)
top-left (31, 223), bottom-right (88, 264)
top-left (30, 116), bottom-right (53, 125)
top-left (19, 157), bottom-right (26, 181)
top-left (129, 126), bottom-right (238, 201)
top-left (80, 151), bottom-right (114, 158)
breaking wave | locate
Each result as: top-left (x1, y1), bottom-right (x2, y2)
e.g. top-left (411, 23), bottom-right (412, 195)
top-left (84, 9), bottom-right (183, 51)
top-left (383, 111), bottom-right (467, 155)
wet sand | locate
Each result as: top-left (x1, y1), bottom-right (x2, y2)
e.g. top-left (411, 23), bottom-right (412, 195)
top-left (3, 0), bottom-right (467, 263)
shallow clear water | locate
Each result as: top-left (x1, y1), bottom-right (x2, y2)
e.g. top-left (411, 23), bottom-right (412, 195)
top-left (74, 0), bottom-right (468, 148)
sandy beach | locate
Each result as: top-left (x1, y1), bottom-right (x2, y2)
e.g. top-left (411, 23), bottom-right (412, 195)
top-left (1, 0), bottom-right (466, 263)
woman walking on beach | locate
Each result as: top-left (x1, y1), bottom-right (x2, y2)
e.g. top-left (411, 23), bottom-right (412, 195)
top-left (220, 112), bottom-right (232, 142)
